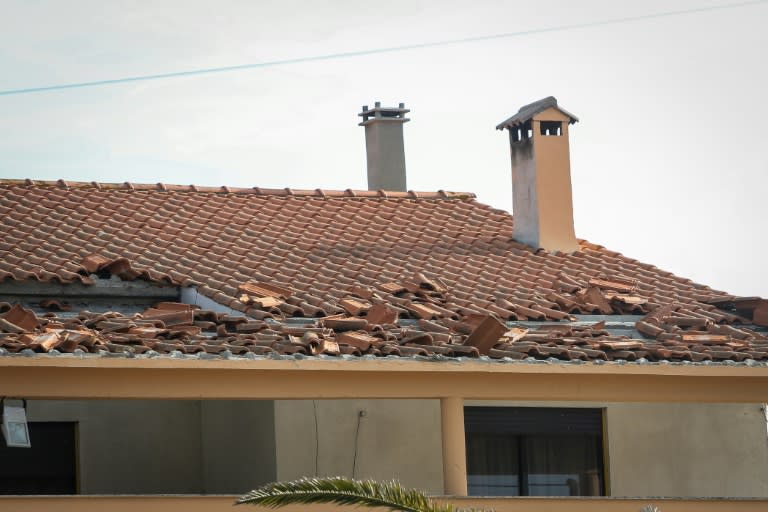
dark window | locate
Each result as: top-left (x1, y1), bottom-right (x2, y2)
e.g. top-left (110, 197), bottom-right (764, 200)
top-left (539, 121), bottom-right (562, 136)
top-left (465, 407), bottom-right (604, 497)
top-left (0, 422), bottom-right (77, 495)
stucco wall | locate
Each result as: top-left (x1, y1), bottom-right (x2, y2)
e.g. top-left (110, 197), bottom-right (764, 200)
top-left (274, 399), bottom-right (444, 494)
top-left (606, 403), bottom-right (768, 497)
top-left (26, 400), bottom-right (276, 495)
top-left (200, 400), bottom-right (276, 494)
top-left (28, 400), bottom-right (203, 494)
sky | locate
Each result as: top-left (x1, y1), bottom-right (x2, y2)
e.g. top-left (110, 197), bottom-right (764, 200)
top-left (1, 0), bottom-right (767, 297)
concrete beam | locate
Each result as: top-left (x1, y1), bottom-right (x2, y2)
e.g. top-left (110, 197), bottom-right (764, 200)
top-left (0, 357), bottom-right (766, 403)
top-left (1, 495), bottom-right (767, 512)
top-left (0, 278), bottom-right (179, 298)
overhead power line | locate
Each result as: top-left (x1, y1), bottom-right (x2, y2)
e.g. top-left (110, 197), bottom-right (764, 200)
top-left (1, 0), bottom-right (765, 97)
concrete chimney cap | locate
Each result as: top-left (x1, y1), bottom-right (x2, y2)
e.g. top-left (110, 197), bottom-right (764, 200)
top-left (495, 96), bottom-right (579, 131)
top-left (358, 102), bottom-right (411, 126)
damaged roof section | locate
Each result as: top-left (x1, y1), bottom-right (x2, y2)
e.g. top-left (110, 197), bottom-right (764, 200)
top-left (0, 180), bottom-right (766, 365)
top-left (1, 285), bottom-right (767, 364)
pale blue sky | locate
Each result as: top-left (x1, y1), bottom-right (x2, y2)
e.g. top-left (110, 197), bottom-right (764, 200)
top-left (1, 0), bottom-right (767, 297)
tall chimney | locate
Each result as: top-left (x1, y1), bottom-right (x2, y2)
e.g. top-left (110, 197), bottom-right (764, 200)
top-left (359, 102), bottom-right (410, 191)
top-left (496, 96), bottom-right (579, 253)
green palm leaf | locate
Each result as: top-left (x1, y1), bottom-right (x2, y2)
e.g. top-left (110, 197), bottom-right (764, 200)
top-left (236, 477), bottom-right (454, 512)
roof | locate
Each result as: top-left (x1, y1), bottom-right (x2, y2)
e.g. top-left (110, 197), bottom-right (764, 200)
top-left (1, 179), bottom-right (767, 365)
top-left (495, 96), bottom-right (579, 130)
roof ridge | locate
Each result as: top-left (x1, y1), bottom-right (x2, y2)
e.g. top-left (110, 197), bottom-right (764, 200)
top-left (0, 179), bottom-right (476, 200)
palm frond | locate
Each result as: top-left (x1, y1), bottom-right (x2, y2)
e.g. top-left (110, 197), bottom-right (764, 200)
top-left (236, 477), bottom-right (454, 512)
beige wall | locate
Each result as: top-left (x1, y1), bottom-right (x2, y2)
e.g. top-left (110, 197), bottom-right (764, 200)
top-left (606, 403), bottom-right (768, 497)
top-left (274, 399), bottom-right (444, 494)
top-left (26, 399), bottom-right (276, 495)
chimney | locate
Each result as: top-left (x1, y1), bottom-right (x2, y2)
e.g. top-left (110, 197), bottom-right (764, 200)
top-left (496, 96), bottom-right (579, 253)
top-left (359, 102), bottom-right (410, 191)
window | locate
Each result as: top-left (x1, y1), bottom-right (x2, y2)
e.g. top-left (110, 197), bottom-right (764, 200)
top-left (465, 407), bottom-right (604, 497)
top-left (0, 422), bottom-right (77, 494)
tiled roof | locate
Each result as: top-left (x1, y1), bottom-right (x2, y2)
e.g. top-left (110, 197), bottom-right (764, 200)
top-left (1, 179), bottom-right (767, 364)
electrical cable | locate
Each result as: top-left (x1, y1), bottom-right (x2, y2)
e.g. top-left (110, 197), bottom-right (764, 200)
top-left (0, 0), bottom-right (765, 97)
top-left (312, 400), bottom-right (319, 476)
top-left (352, 410), bottom-right (364, 478)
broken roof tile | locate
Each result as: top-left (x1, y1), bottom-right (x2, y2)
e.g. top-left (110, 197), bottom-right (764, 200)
top-left (238, 281), bottom-right (293, 299)
top-left (366, 303), bottom-right (399, 325)
top-left (336, 331), bottom-right (379, 352)
top-left (753, 302), bottom-right (768, 327)
top-left (404, 302), bottom-right (445, 320)
top-left (81, 253), bottom-right (112, 274)
top-left (321, 317), bottom-right (368, 331)
top-left (16, 303), bottom-right (721, 362)
top-left (338, 298), bottom-right (371, 316)
top-left (380, 282), bottom-right (408, 295)
top-left (463, 314), bottom-right (508, 356)
top-left (141, 309), bottom-right (195, 327)
top-left (2, 304), bottom-right (38, 332)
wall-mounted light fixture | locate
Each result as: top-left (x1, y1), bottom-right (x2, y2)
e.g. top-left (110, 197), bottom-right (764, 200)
top-left (2, 398), bottom-right (31, 448)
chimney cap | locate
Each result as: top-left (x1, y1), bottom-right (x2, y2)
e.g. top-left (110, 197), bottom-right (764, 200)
top-left (495, 96), bottom-right (579, 131)
top-left (358, 102), bottom-right (411, 126)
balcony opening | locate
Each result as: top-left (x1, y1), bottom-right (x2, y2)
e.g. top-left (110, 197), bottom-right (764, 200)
top-left (8, 399), bottom-right (277, 495)
top-left (0, 422), bottom-right (77, 495)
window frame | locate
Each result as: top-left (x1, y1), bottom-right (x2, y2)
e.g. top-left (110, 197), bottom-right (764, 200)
top-left (464, 406), bottom-right (607, 497)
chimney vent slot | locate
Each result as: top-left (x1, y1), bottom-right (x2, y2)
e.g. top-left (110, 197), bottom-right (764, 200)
top-left (510, 120), bottom-right (533, 143)
top-left (540, 121), bottom-right (563, 137)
